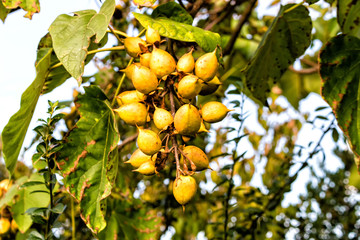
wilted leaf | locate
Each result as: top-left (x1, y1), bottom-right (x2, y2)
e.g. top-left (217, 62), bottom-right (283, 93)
top-left (49, 0), bottom-right (115, 83)
top-left (337, 0), bottom-right (360, 38)
top-left (242, 4), bottom-right (312, 105)
top-left (2, 0), bottom-right (40, 19)
top-left (0, 2), bottom-right (9, 22)
top-left (1, 49), bottom-right (52, 177)
top-left (133, 13), bottom-right (221, 52)
top-left (152, 2), bottom-right (193, 24)
top-left (320, 34), bottom-right (360, 169)
top-left (56, 86), bottom-right (119, 233)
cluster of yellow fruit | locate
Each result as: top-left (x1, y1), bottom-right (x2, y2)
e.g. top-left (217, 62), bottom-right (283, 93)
top-left (114, 26), bottom-right (231, 208)
top-left (0, 179), bottom-right (17, 235)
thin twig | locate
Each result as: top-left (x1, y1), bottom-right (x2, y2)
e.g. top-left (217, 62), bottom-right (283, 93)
top-left (223, 0), bottom-right (257, 56)
top-left (118, 133), bottom-right (138, 151)
top-left (108, 25), bottom-right (123, 43)
top-left (289, 65), bottom-right (319, 74)
top-left (111, 57), bottom-right (134, 106)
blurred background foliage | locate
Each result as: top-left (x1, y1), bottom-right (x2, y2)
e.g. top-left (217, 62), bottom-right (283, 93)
top-left (0, 0), bottom-right (359, 239)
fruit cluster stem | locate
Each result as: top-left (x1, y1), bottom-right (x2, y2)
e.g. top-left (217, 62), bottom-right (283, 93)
top-left (111, 57), bottom-right (134, 106)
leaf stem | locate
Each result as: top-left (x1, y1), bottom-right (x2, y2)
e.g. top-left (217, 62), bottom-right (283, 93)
top-left (49, 46), bottom-right (125, 70)
top-left (71, 197), bottom-right (76, 240)
top-left (111, 57), bottom-right (134, 106)
top-left (284, 1), bottom-right (304, 14)
top-left (106, 28), bottom-right (129, 38)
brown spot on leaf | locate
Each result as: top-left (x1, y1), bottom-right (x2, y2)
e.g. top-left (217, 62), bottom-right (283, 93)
top-left (79, 179), bottom-right (91, 201)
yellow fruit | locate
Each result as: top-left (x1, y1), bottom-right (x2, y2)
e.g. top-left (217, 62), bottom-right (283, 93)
top-left (173, 175), bottom-right (197, 205)
top-left (0, 218), bottom-right (10, 235)
top-left (174, 104), bottom-right (201, 136)
top-left (114, 102), bottom-right (148, 126)
top-left (177, 75), bottom-right (202, 99)
top-left (201, 101), bottom-right (231, 123)
top-left (199, 76), bottom-right (221, 96)
top-left (116, 90), bottom-right (146, 106)
top-left (133, 160), bottom-right (156, 176)
top-left (10, 219), bottom-right (17, 233)
top-left (177, 49), bottom-right (195, 73)
top-left (195, 49), bottom-right (218, 81)
top-left (146, 26), bottom-right (161, 44)
top-left (125, 148), bottom-right (152, 168)
top-left (150, 47), bottom-right (176, 78)
top-left (180, 145), bottom-right (209, 171)
top-left (182, 136), bottom-right (192, 142)
top-left (121, 63), bottom-right (141, 81)
top-left (124, 37), bottom-right (147, 57)
top-left (153, 106), bottom-right (173, 130)
top-left (132, 64), bottom-right (159, 94)
top-left (137, 128), bottom-right (162, 155)
top-left (140, 52), bottom-right (152, 68)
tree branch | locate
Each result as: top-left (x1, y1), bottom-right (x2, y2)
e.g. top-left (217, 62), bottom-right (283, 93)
top-left (223, 0), bottom-right (257, 56)
top-left (117, 133), bottom-right (138, 151)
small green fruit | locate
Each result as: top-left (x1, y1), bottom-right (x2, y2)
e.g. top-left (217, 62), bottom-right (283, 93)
top-left (133, 160), bottom-right (156, 176)
top-left (180, 145), bottom-right (209, 171)
top-left (173, 175), bottom-right (197, 206)
top-left (132, 64), bottom-right (159, 94)
top-left (114, 102), bottom-right (148, 126)
top-left (116, 90), bottom-right (146, 106)
top-left (177, 49), bottom-right (195, 73)
top-left (174, 104), bottom-right (201, 136)
top-left (195, 49), bottom-right (218, 81)
top-left (146, 26), bottom-right (161, 44)
top-left (125, 148), bottom-right (152, 168)
top-left (150, 47), bottom-right (176, 78)
top-left (153, 106), bottom-right (174, 130)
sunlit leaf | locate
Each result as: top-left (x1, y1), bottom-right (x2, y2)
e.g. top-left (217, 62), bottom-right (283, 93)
top-left (242, 4), bottom-right (312, 106)
top-left (320, 34), bottom-right (360, 169)
top-left (152, 2), bottom-right (193, 24)
top-left (56, 86), bottom-right (120, 233)
top-left (133, 0), bottom-right (156, 8)
top-left (49, 0), bottom-right (115, 83)
top-left (2, 0), bottom-right (40, 19)
top-left (133, 13), bottom-right (221, 52)
top-left (1, 49), bottom-right (52, 177)
top-left (0, 2), bottom-right (10, 22)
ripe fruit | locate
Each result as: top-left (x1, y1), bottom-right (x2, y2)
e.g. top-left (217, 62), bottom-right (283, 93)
top-left (150, 47), bottom-right (176, 78)
top-left (140, 52), bottom-right (152, 68)
top-left (195, 49), bottom-right (218, 81)
top-left (137, 128), bottom-right (162, 155)
top-left (146, 26), bottom-right (161, 44)
top-left (173, 175), bottom-right (197, 206)
top-left (125, 148), bottom-right (152, 168)
top-left (10, 219), bottom-right (17, 233)
top-left (201, 101), bottom-right (231, 123)
top-left (199, 76), bottom-right (221, 96)
top-left (174, 104), bottom-right (201, 136)
top-left (153, 106), bottom-right (173, 130)
top-left (177, 75), bottom-right (202, 99)
top-left (116, 90), bottom-right (146, 106)
top-left (122, 63), bottom-right (141, 81)
top-left (0, 218), bottom-right (10, 234)
top-left (177, 49), bottom-right (195, 73)
top-left (180, 145), bottom-right (209, 171)
top-left (115, 102), bottom-right (148, 126)
top-left (124, 37), bottom-right (146, 57)
top-left (132, 64), bottom-right (159, 94)
top-left (133, 160), bottom-right (156, 176)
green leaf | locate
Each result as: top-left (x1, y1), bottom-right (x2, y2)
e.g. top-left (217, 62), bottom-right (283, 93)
top-left (20, 181), bottom-right (45, 188)
top-left (56, 86), bottom-right (119, 233)
top-left (319, 34), bottom-right (360, 169)
top-left (2, 0), bottom-right (40, 19)
top-left (0, 177), bottom-right (27, 209)
top-left (305, 0), bottom-right (319, 4)
top-left (1, 49), bottom-right (52, 177)
top-left (133, 0), bottom-right (156, 7)
top-left (242, 4), bottom-right (312, 106)
top-left (12, 173), bottom-right (50, 233)
top-left (49, 0), bottom-right (115, 83)
top-left (133, 13), bottom-right (221, 52)
top-left (337, 0), bottom-right (360, 38)
top-left (0, 2), bottom-right (10, 22)
top-left (152, 2), bottom-right (193, 24)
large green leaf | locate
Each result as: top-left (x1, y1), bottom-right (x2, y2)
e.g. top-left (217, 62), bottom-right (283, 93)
top-left (99, 199), bottom-right (162, 239)
top-left (56, 86), bottom-right (120, 233)
top-left (0, 2), bottom-right (9, 22)
top-left (1, 49), bottom-right (52, 177)
top-left (2, 0), bottom-right (40, 19)
top-left (11, 174), bottom-right (50, 233)
top-left (133, 13), bottom-right (221, 52)
top-left (151, 2), bottom-right (193, 25)
top-left (241, 4), bottom-right (312, 106)
top-left (320, 34), bottom-right (360, 169)
top-left (337, 0), bottom-right (360, 38)
top-left (49, 0), bottom-right (115, 84)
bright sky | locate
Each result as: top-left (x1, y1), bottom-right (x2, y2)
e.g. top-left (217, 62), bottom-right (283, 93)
top-left (0, 0), bottom-right (348, 239)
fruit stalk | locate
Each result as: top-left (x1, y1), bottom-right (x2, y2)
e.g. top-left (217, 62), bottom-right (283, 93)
top-left (111, 57), bottom-right (134, 106)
